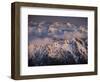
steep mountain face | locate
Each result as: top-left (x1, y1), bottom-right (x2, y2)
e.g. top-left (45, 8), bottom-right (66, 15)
top-left (28, 37), bottom-right (88, 66)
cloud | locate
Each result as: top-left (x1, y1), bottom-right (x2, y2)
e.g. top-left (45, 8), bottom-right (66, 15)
top-left (28, 20), bottom-right (87, 43)
top-left (38, 21), bottom-right (46, 27)
top-left (28, 26), bottom-right (34, 34)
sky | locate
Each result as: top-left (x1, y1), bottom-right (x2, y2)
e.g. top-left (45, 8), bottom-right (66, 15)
top-left (28, 15), bottom-right (87, 27)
